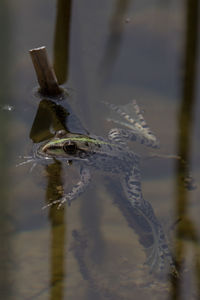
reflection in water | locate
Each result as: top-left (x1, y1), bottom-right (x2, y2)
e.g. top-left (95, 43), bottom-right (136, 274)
top-left (29, 76), bottom-right (89, 299)
top-left (53, 0), bottom-right (72, 84)
top-left (45, 161), bottom-right (66, 300)
top-left (29, 95), bottom-right (88, 299)
top-left (171, 0), bottom-right (200, 298)
top-left (99, 0), bottom-right (130, 87)
top-left (30, 98), bottom-right (88, 143)
top-left (30, 99), bottom-right (69, 143)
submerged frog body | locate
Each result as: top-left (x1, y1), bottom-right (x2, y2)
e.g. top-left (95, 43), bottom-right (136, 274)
top-left (36, 100), bottom-right (177, 277)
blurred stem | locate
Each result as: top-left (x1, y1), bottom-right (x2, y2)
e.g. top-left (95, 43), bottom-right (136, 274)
top-left (53, 0), bottom-right (72, 84)
top-left (0, 1), bottom-right (13, 299)
top-left (99, 0), bottom-right (130, 86)
top-left (171, 0), bottom-right (199, 299)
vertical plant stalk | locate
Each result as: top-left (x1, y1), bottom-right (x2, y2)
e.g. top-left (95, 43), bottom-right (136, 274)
top-left (53, 0), bottom-right (72, 84)
top-left (29, 46), bottom-right (62, 96)
top-left (171, 0), bottom-right (199, 299)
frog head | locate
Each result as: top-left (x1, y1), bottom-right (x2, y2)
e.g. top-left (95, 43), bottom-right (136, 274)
top-left (40, 130), bottom-right (101, 160)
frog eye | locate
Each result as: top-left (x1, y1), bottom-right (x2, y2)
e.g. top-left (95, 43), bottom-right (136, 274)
top-left (63, 141), bottom-right (77, 154)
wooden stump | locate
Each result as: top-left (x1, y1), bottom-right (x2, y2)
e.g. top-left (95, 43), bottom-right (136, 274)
top-left (29, 46), bottom-right (63, 96)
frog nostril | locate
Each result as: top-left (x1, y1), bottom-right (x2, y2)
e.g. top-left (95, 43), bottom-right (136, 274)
top-left (55, 130), bottom-right (66, 138)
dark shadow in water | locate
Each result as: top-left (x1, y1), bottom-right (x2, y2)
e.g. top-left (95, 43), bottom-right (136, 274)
top-left (71, 228), bottom-right (124, 300)
top-left (0, 1), bottom-right (13, 299)
top-left (170, 0), bottom-right (200, 299)
top-left (98, 0), bottom-right (130, 88)
top-left (79, 182), bottom-right (106, 267)
top-left (71, 230), bottom-right (103, 300)
top-left (53, 0), bottom-right (72, 85)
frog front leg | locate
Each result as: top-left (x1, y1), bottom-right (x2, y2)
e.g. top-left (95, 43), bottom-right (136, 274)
top-left (44, 166), bottom-right (91, 209)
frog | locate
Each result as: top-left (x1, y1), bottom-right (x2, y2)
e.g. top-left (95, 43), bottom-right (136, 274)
top-left (32, 100), bottom-right (178, 277)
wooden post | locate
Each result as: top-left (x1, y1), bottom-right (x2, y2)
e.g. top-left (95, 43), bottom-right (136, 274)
top-left (29, 46), bottom-right (63, 96)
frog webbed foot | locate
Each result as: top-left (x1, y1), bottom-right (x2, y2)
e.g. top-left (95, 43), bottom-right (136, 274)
top-left (104, 100), bottom-right (159, 148)
top-left (43, 167), bottom-right (91, 209)
top-left (42, 196), bottom-right (71, 209)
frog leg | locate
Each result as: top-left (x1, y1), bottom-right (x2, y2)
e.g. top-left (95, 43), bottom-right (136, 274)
top-left (108, 127), bottom-right (159, 148)
top-left (43, 167), bottom-right (91, 209)
top-left (105, 100), bottom-right (159, 148)
top-left (122, 164), bottom-right (177, 276)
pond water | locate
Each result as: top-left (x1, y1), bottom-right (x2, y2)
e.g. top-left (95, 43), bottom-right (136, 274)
top-left (0, 0), bottom-right (200, 299)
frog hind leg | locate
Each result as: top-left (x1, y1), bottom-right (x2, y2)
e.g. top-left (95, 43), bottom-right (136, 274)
top-left (122, 165), bottom-right (178, 277)
top-left (105, 100), bottom-right (159, 148)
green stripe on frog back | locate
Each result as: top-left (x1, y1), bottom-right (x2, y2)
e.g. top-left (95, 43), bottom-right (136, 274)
top-left (48, 137), bottom-right (114, 146)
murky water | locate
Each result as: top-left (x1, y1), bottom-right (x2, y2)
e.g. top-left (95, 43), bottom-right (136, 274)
top-left (0, 0), bottom-right (200, 299)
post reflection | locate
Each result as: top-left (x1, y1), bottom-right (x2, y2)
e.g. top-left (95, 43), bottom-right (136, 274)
top-left (171, 0), bottom-right (200, 298)
top-left (30, 99), bottom-right (69, 143)
top-left (29, 97), bottom-right (68, 300)
top-left (45, 161), bottom-right (66, 300)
